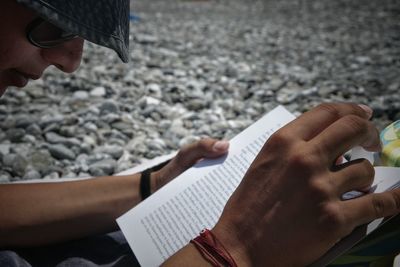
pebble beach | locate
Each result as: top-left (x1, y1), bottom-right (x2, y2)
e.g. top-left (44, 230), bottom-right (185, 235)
top-left (0, 0), bottom-right (399, 181)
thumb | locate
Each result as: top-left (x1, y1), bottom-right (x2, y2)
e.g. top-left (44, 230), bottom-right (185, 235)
top-left (155, 138), bottom-right (229, 187)
top-left (176, 138), bottom-right (230, 171)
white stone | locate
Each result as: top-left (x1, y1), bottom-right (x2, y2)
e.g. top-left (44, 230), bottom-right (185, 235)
top-left (90, 86), bottom-right (106, 97)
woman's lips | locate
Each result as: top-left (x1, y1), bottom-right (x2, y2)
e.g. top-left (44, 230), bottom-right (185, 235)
top-left (9, 69), bottom-right (29, 87)
top-left (8, 69), bottom-right (40, 88)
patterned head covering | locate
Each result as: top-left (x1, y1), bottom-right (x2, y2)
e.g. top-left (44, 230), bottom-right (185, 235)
top-left (16, 0), bottom-right (130, 62)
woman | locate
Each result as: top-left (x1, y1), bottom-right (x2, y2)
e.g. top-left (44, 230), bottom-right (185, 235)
top-left (0, 0), bottom-right (398, 266)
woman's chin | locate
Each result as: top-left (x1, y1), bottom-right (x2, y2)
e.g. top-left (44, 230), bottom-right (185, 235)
top-left (0, 85), bottom-right (6, 97)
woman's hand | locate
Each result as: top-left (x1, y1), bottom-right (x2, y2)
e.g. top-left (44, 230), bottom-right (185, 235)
top-left (151, 138), bottom-right (229, 193)
top-left (211, 103), bottom-right (400, 266)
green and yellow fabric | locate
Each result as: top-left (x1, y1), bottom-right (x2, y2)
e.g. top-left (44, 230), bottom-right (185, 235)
top-left (380, 120), bottom-right (400, 167)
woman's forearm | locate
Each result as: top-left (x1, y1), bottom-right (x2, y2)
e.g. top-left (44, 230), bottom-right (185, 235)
top-left (0, 174), bottom-right (141, 248)
top-left (0, 138), bottom-right (228, 250)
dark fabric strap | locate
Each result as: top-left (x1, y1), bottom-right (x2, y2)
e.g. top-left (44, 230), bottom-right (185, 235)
top-left (140, 159), bottom-right (171, 201)
top-left (140, 169), bottom-right (152, 200)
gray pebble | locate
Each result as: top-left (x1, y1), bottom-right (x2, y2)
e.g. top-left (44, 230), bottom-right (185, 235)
top-left (0, 173), bottom-right (11, 183)
top-left (45, 132), bottom-right (80, 147)
top-left (23, 169), bottom-right (41, 180)
top-left (99, 100), bottom-right (120, 115)
top-left (48, 144), bottom-right (76, 160)
top-left (26, 124), bottom-right (42, 136)
top-left (0, 144), bottom-right (11, 157)
top-left (89, 159), bottom-right (117, 176)
top-left (43, 172), bottom-right (60, 180)
top-left (72, 90), bottom-right (89, 100)
top-left (4, 154), bottom-right (28, 177)
top-left (2, 154), bottom-right (16, 168)
top-left (94, 145), bottom-right (124, 159)
top-left (15, 114), bottom-right (34, 128)
top-left (29, 150), bottom-right (54, 175)
top-left (6, 128), bottom-right (26, 142)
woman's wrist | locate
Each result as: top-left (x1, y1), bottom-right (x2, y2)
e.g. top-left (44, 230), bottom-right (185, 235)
top-left (190, 229), bottom-right (238, 266)
top-left (211, 222), bottom-right (252, 267)
top-left (150, 171), bottom-right (158, 194)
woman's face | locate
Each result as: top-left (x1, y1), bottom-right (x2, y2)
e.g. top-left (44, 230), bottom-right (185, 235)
top-left (0, 0), bottom-right (84, 96)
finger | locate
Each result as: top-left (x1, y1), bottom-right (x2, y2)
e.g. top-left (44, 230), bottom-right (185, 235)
top-left (342, 189), bottom-right (400, 226)
top-left (335, 155), bottom-right (345, 165)
top-left (284, 103), bottom-right (373, 141)
top-left (310, 115), bottom-right (381, 164)
top-left (168, 138), bottom-right (229, 176)
top-left (331, 159), bottom-right (375, 195)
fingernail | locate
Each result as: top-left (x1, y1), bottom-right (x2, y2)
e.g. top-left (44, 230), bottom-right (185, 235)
top-left (213, 140), bottom-right (229, 151)
top-left (360, 186), bottom-right (372, 193)
top-left (358, 104), bottom-right (373, 119)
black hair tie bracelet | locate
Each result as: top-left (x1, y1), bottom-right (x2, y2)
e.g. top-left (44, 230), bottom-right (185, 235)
top-left (140, 169), bottom-right (152, 200)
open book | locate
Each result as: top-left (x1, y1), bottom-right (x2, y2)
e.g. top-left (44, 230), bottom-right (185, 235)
top-left (117, 106), bottom-right (400, 267)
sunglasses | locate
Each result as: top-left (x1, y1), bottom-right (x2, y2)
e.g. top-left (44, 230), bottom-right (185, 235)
top-left (26, 17), bottom-right (78, 48)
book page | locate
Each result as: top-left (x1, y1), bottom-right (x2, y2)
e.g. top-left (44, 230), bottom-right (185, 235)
top-left (117, 105), bottom-right (295, 266)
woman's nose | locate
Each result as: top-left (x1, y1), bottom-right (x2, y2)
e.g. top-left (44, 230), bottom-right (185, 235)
top-left (40, 37), bottom-right (84, 73)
